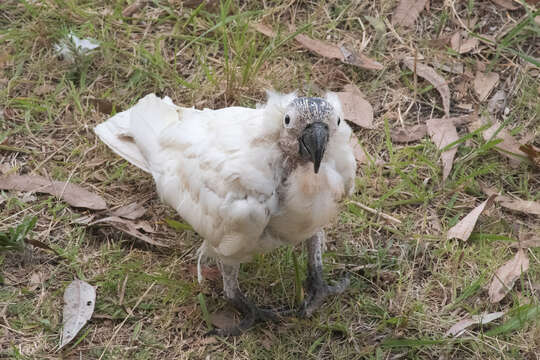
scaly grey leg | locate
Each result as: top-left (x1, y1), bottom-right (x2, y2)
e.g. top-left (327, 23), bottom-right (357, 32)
top-left (209, 262), bottom-right (280, 336)
top-left (299, 230), bottom-right (349, 317)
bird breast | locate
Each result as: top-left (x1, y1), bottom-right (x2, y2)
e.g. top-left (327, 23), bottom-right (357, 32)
top-left (267, 162), bottom-right (345, 245)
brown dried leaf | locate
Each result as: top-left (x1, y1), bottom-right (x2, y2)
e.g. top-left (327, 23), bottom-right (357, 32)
top-left (510, 235), bottom-right (540, 249)
top-left (35, 84), bottom-right (56, 96)
top-left (122, 0), bottom-right (147, 17)
top-left (210, 311), bottom-right (238, 329)
top-left (519, 144), bottom-right (540, 168)
top-left (188, 264), bottom-right (221, 281)
top-left (446, 311), bottom-right (505, 337)
top-left (474, 72), bottom-right (499, 101)
top-left (390, 115), bottom-right (476, 144)
top-left (488, 249), bottom-right (529, 303)
top-left (392, 0), bottom-right (428, 27)
top-left (490, 0), bottom-right (520, 9)
top-left (349, 135), bottom-right (367, 164)
top-left (390, 124), bottom-right (427, 143)
top-left (450, 31), bottom-right (479, 54)
top-left (447, 195), bottom-right (496, 241)
top-left (0, 174), bottom-right (107, 210)
top-left (111, 202), bottom-right (146, 220)
top-left (481, 185), bottom-right (540, 216)
top-left (483, 121), bottom-right (527, 167)
top-left (336, 84), bottom-right (373, 129)
top-left (87, 98), bottom-right (115, 114)
top-left (90, 216), bottom-right (169, 247)
top-left (253, 23), bottom-right (383, 71)
top-left (403, 58), bottom-right (450, 117)
top-left (426, 118), bottom-right (459, 181)
top-left (497, 197), bottom-right (540, 216)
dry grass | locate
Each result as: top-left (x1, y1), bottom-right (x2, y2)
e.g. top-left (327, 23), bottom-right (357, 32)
top-left (1, 0), bottom-right (539, 359)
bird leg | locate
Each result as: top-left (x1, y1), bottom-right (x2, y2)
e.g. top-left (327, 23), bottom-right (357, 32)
top-left (209, 262), bottom-right (281, 336)
top-left (299, 230), bottom-right (349, 317)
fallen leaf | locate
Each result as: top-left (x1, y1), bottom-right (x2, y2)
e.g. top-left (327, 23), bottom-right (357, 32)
top-left (489, 249), bottom-right (529, 303)
top-left (253, 23), bottom-right (383, 71)
top-left (122, 0), bottom-right (146, 17)
top-left (183, 0), bottom-right (219, 10)
top-left (90, 216), bottom-right (169, 247)
top-left (447, 195), bottom-right (496, 241)
top-left (433, 60), bottom-right (464, 74)
top-left (474, 72), bottom-right (499, 102)
top-left (490, 0), bottom-right (520, 9)
top-left (336, 84), bottom-right (373, 129)
top-left (210, 311), bottom-right (238, 329)
top-left (87, 98), bottom-right (115, 115)
top-left (392, 0), bottom-right (428, 27)
top-left (60, 280), bottom-right (96, 349)
top-left (0, 174), bottom-right (107, 210)
top-left (519, 144), bottom-right (540, 168)
top-left (349, 135), bottom-right (367, 164)
top-left (496, 197), bottom-right (540, 216)
top-left (111, 202), bottom-right (146, 220)
top-left (189, 264), bottom-right (221, 281)
top-left (487, 90), bottom-right (506, 115)
top-left (35, 84), bottom-right (56, 96)
top-left (390, 124), bottom-right (427, 143)
top-left (446, 311), bottom-right (505, 337)
top-left (403, 58), bottom-right (450, 117)
top-left (510, 235), bottom-right (540, 249)
top-left (483, 121), bottom-right (527, 167)
top-left (451, 31), bottom-right (479, 54)
top-left (426, 118), bottom-right (459, 181)
top-left (481, 185), bottom-right (540, 216)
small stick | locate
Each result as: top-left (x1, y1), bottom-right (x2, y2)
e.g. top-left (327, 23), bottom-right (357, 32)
top-left (349, 201), bottom-right (402, 224)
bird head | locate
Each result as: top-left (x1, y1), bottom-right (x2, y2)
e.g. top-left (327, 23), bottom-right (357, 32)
top-left (279, 95), bottom-right (342, 174)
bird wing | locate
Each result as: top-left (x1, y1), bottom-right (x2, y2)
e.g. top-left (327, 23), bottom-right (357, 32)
top-left (96, 94), bottom-right (284, 263)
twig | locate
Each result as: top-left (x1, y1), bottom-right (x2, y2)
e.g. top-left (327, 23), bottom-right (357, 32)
top-left (348, 201), bottom-right (402, 224)
top-left (98, 282), bottom-right (155, 360)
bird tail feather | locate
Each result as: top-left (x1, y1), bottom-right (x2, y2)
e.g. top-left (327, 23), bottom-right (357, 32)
top-left (94, 110), bottom-right (152, 173)
top-left (94, 94), bottom-right (180, 174)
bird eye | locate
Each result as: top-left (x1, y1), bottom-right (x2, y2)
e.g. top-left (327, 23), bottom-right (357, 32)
top-left (284, 115), bottom-right (290, 125)
top-left (337, 117), bottom-right (341, 126)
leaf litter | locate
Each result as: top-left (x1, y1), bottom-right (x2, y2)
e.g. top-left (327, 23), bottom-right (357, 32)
top-left (482, 186), bottom-right (540, 216)
top-left (392, 0), bottom-right (428, 28)
top-left (447, 195), bottom-right (497, 241)
top-left (426, 118), bottom-right (459, 181)
top-left (488, 249), bottom-right (529, 303)
top-left (60, 279), bottom-right (96, 349)
top-left (402, 58), bottom-right (450, 117)
top-left (253, 23), bottom-right (383, 71)
top-left (446, 311), bottom-right (505, 337)
top-left (336, 84), bottom-right (374, 129)
top-left (89, 216), bottom-right (169, 248)
top-left (473, 72), bottom-right (500, 102)
top-left (0, 174), bottom-right (107, 210)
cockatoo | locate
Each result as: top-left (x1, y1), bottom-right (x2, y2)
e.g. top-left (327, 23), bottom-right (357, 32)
top-left (94, 91), bottom-right (357, 335)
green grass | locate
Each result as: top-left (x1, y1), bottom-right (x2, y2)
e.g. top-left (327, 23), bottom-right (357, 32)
top-left (1, 0), bottom-right (539, 359)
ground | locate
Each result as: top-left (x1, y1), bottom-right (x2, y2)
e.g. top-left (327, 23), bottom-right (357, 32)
top-left (0, 0), bottom-right (539, 359)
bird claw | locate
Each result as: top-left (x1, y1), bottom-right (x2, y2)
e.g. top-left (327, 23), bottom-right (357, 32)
top-left (208, 301), bottom-right (289, 337)
top-left (298, 275), bottom-right (350, 318)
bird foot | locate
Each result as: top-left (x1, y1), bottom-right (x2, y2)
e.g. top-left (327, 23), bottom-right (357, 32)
top-left (207, 293), bottom-right (288, 337)
top-left (298, 275), bottom-right (350, 318)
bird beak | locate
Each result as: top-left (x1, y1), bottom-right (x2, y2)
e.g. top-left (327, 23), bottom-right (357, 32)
top-left (299, 121), bottom-right (329, 174)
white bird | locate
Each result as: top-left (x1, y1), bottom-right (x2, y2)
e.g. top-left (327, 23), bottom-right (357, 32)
top-left (94, 91), bottom-right (356, 335)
